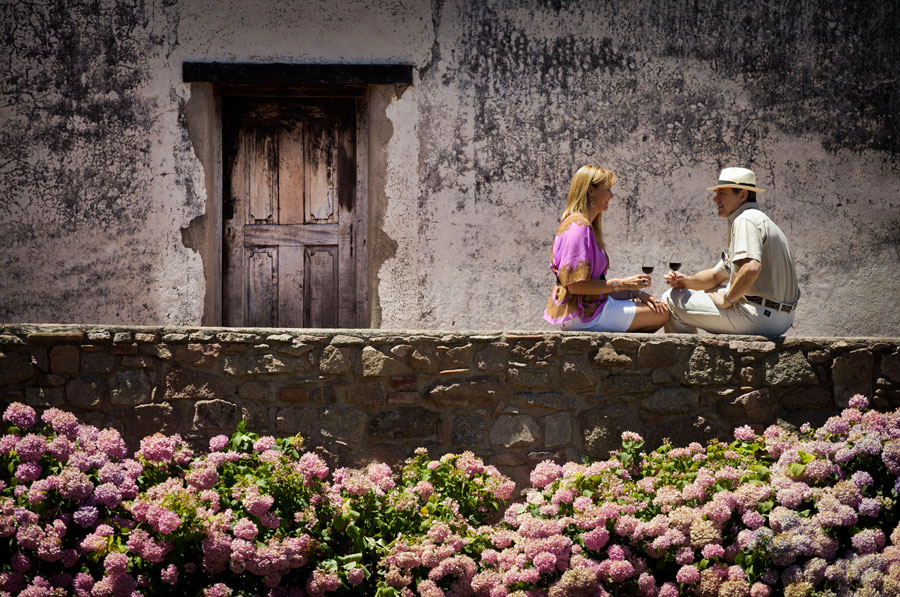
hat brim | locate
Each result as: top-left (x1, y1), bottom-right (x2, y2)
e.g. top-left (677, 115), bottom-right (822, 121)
top-left (707, 183), bottom-right (765, 193)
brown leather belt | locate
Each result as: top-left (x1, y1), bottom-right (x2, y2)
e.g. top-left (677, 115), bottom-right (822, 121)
top-left (745, 295), bottom-right (797, 313)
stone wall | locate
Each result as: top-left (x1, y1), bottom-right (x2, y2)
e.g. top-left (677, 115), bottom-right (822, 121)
top-left (2, 324), bottom-right (899, 485)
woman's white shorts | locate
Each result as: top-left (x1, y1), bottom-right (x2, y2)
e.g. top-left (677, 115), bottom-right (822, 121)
top-left (560, 298), bottom-right (637, 332)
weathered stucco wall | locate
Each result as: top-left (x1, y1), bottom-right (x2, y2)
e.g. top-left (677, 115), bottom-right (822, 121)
top-left (2, 324), bottom-right (899, 486)
top-left (1, 0), bottom-right (898, 335)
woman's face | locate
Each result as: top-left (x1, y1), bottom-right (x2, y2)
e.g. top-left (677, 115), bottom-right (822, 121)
top-left (587, 184), bottom-right (613, 220)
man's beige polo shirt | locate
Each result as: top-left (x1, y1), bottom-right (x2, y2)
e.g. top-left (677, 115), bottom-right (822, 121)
top-left (712, 203), bottom-right (800, 304)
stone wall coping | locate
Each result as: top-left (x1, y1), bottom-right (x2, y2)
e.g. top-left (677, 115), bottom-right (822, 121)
top-left (3, 323), bottom-right (898, 344)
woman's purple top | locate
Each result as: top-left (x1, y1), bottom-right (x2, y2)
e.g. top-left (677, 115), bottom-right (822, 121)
top-left (544, 214), bottom-right (609, 325)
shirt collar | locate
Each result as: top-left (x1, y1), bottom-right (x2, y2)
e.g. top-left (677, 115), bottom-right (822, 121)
top-left (727, 202), bottom-right (759, 225)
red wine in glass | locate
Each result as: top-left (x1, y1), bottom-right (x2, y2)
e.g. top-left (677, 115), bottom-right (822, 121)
top-left (641, 266), bottom-right (654, 274)
top-left (668, 262), bottom-right (682, 272)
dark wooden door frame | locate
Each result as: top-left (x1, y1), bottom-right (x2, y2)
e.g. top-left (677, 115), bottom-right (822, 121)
top-left (183, 62), bottom-right (413, 328)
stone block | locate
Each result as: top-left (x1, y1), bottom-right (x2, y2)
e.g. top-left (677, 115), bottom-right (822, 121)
top-left (560, 354), bottom-right (595, 388)
top-left (728, 340), bottom-right (776, 354)
top-left (217, 332), bottom-right (258, 344)
top-left (362, 346), bottom-right (410, 377)
top-left (86, 331), bottom-right (111, 343)
top-left (611, 336), bottom-right (642, 350)
top-left (475, 342), bottom-right (510, 372)
top-left (135, 333), bottom-right (158, 343)
top-left (717, 388), bottom-right (777, 422)
top-left (279, 388), bottom-right (309, 403)
top-left (450, 414), bottom-right (487, 446)
top-left (127, 403), bottom-right (173, 438)
top-left (193, 399), bottom-right (239, 430)
top-left (683, 345), bottom-right (735, 385)
top-left (341, 381), bottom-right (386, 406)
top-left (582, 405), bottom-right (644, 459)
top-left (66, 376), bottom-right (106, 408)
top-left (780, 387), bottom-right (832, 409)
top-left (175, 343), bottom-right (221, 369)
top-left (832, 348), bottom-right (874, 407)
top-left (163, 333), bottom-right (189, 343)
top-left (880, 351), bottom-right (900, 383)
top-left (25, 387), bottom-right (64, 407)
top-left (598, 373), bottom-right (654, 395)
top-left (640, 387), bottom-right (699, 415)
top-left (511, 339), bottom-right (556, 363)
top-left (368, 407), bottom-right (440, 439)
top-left (319, 406), bottom-right (368, 441)
top-left (164, 369), bottom-right (228, 401)
top-left (443, 343), bottom-right (476, 368)
top-left (109, 370), bottom-right (151, 406)
top-left (544, 412), bottom-right (572, 448)
top-left (390, 344), bottom-right (412, 359)
top-left (807, 349), bottom-right (832, 365)
top-left (593, 347), bottom-right (633, 367)
top-left (410, 345), bottom-right (440, 371)
top-left (507, 366), bottom-right (555, 388)
top-left (515, 392), bottom-right (577, 410)
top-left (320, 345), bottom-right (353, 375)
top-left (427, 375), bottom-right (507, 407)
top-left (560, 335), bottom-right (598, 351)
top-left (28, 332), bottom-right (84, 343)
top-left (330, 334), bottom-right (366, 346)
top-left (764, 350), bottom-right (818, 387)
top-left (636, 340), bottom-right (687, 368)
top-left (0, 334), bottom-right (23, 346)
top-left (275, 406), bottom-right (319, 436)
top-left (0, 351), bottom-right (35, 386)
top-left (113, 332), bottom-right (133, 344)
top-left (239, 381), bottom-right (274, 402)
top-left (241, 404), bottom-right (272, 432)
top-left (49, 345), bottom-right (79, 374)
top-left (224, 353), bottom-right (301, 377)
top-left (490, 414), bottom-right (539, 448)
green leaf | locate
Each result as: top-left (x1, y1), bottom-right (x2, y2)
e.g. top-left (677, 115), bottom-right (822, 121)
top-left (788, 462), bottom-right (806, 477)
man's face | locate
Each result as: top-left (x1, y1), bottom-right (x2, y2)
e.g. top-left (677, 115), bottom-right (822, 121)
top-left (713, 188), bottom-right (747, 218)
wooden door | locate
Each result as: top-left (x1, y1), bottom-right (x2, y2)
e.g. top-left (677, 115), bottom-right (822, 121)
top-left (222, 98), bottom-right (361, 328)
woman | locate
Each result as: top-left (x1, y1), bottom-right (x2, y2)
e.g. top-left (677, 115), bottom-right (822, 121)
top-left (544, 165), bottom-right (669, 332)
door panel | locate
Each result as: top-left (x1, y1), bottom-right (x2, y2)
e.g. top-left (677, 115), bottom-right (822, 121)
top-left (223, 98), bottom-right (360, 328)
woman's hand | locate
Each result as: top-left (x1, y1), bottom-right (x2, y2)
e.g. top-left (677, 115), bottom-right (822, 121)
top-left (618, 274), bottom-right (651, 290)
top-left (637, 292), bottom-right (668, 315)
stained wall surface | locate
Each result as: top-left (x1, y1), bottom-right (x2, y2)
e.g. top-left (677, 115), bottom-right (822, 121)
top-left (1, 0), bottom-right (898, 336)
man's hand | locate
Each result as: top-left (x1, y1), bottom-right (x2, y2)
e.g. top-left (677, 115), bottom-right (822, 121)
top-left (638, 292), bottom-right (669, 315)
top-left (664, 271), bottom-right (688, 288)
top-left (710, 289), bottom-right (733, 310)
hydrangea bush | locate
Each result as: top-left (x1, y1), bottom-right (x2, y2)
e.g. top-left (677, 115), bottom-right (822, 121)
top-left (2, 394), bottom-right (900, 596)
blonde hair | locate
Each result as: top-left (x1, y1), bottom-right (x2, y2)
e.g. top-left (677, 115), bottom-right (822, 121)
top-left (561, 165), bottom-right (617, 248)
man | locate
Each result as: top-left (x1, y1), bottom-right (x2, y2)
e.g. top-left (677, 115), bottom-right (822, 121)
top-left (662, 167), bottom-right (800, 336)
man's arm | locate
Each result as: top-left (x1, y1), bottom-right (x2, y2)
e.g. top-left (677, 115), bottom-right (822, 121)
top-left (711, 258), bottom-right (761, 309)
top-left (665, 266), bottom-right (728, 291)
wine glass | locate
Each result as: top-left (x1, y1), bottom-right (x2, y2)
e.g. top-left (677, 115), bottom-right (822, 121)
top-left (668, 253), bottom-right (682, 274)
top-left (641, 255), bottom-right (655, 294)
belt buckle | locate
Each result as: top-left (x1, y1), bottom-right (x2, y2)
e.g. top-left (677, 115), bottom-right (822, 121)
top-left (764, 299), bottom-right (779, 309)
top-left (780, 303), bottom-right (793, 313)
top-left (747, 296), bottom-right (762, 305)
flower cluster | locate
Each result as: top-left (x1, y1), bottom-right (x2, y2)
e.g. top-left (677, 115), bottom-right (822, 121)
top-left (3, 393), bottom-right (900, 596)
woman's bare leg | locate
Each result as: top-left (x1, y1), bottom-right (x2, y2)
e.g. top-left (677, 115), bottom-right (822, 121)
top-left (627, 304), bottom-right (669, 333)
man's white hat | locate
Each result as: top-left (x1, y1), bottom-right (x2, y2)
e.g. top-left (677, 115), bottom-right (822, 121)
top-left (707, 167), bottom-right (766, 193)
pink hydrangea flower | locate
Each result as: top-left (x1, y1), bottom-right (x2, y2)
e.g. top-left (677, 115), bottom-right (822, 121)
top-left (530, 460), bottom-right (563, 489)
top-left (676, 564), bottom-right (700, 584)
top-left (3, 402), bottom-right (36, 429)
